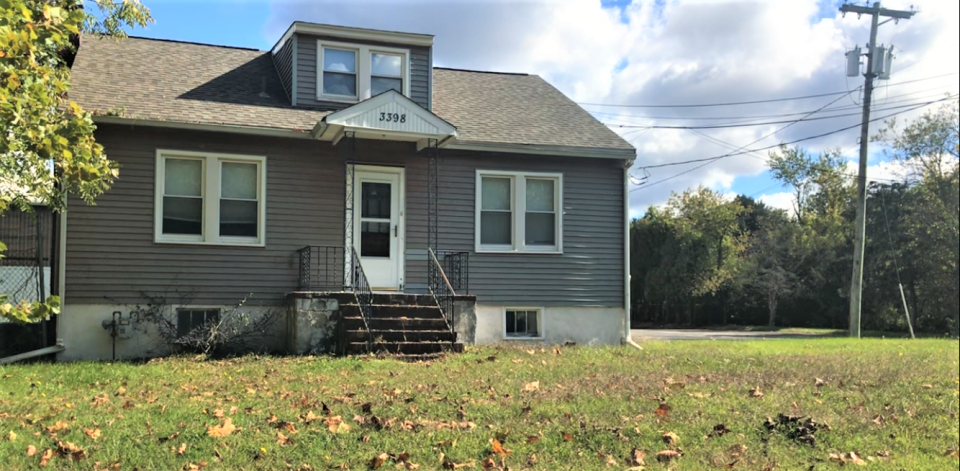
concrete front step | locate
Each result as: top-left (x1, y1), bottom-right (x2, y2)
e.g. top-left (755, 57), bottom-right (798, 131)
top-left (346, 341), bottom-right (456, 355)
top-left (369, 293), bottom-right (438, 307)
top-left (343, 316), bottom-right (450, 331)
top-left (347, 329), bottom-right (455, 343)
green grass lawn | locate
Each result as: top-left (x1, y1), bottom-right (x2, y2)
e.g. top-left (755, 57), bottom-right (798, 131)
top-left (2, 339), bottom-right (958, 470)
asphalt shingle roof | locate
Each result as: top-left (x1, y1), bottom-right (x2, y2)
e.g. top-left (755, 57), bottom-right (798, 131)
top-left (70, 36), bottom-right (633, 153)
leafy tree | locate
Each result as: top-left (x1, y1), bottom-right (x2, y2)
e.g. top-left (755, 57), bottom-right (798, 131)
top-left (0, 0), bottom-right (152, 322)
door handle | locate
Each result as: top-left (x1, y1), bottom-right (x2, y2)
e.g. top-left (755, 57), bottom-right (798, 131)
top-left (394, 225), bottom-right (398, 237)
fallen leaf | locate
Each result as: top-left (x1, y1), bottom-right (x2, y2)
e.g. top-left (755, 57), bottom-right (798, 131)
top-left (276, 431), bottom-right (293, 446)
top-left (40, 449), bottom-right (54, 467)
top-left (522, 381), bottom-right (540, 393)
top-left (176, 443), bottom-right (187, 456)
top-left (815, 378), bottom-right (826, 388)
top-left (207, 418), bottom-right (237, 438)
top-left (213, 409), bottom-right (224, 419)
top-left (46, 421), bottom-right (69, 433)
top-left (656, 450), bottom-right (681, 463)
top-left (872, 415), bottom-right (884, 426)
top-left (708, 424), bottom-right (731, 438)
top-left (662, 432), bottom-right (679, 446)
top-left (655, 402), bottom-right (671, 418)
top-left (527, 454), bottom-right (537, 466)
top-left (829, 452), bottom-right (867, 466)
top-left (6, 431), bottom-right (15, 442)
top-left (526, 436), bottom-right (540, 444)
top-left (749, 386), bottom-right (764, 398)
top-left (83, 428), bottom-right (102, 440)
top-left (922, 384), bottom-right (933, 390)
top-left (27, 445), bottom-right (37, 457)
top-left (324, 416), bottom-right (350, 433)
top-left (56, 441), bottom-right (86, 461)
top-left (562, 432), bottom-right (574, 442)
top-left (626, 448), bottom-right (645, 466)
top-left (946, 449), bottom-right (959, 458)
top-left (267, 413), bottom-right (279, 424)
top-left (490, 439), bottom-right (509, 456)
top-left (728, 444), bottom-right (747, 458)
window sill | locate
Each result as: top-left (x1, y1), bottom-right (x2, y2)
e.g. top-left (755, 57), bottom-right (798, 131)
top-left (317, 95), bottom-right (359, 104)
top-left (476, 249), bottom-right (563, 255)
top-left (503, 335), bottom-right (544, 341)
top-left (154, 238), bottom-right (265, 248)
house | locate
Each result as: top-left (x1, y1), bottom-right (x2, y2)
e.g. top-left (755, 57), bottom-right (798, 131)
top-left (55, 22), bottom-right (636, 360)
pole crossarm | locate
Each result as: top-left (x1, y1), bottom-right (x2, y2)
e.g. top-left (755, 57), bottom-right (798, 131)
top-left (840, 4), bottom-right (916, 20)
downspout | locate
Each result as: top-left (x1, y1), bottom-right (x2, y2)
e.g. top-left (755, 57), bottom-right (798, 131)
top-left (623, 166), bottom-right (642, 350)
top-left (0, 342), bottom-right (65, 365)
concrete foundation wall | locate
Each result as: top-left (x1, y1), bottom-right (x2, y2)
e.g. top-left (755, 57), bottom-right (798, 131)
top-left (473, 305), bottom-right (624, 345)
top-left (57, 304), bottom-right (283, 361)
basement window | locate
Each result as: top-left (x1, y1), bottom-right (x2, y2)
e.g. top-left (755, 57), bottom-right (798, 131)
top-left (176, 308), bottom-right (221, 338)
top-left (505, 309), bottom-right (542, 339)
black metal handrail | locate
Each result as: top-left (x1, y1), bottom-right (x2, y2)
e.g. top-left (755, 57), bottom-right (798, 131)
top-left (348, 247), bottom-right (374, 345)
top-left (427, 248), bottom-right (457, 335)
top-left (297, 245), bottom-right (346, 291)
top-left (439, 251), bottom-right (470, 294)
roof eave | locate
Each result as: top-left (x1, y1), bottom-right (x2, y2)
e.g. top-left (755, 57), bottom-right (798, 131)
top-left (444, 141), bottom-right (636, 160)
top-left (272, 21), bottom-right (434, 53)
top-left (92, 116), bottom-right (316, 140)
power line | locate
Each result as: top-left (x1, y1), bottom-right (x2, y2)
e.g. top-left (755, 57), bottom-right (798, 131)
top-left (634, 94), bottom-right (956, 172)
top-left (592, 83), bottom-right (957, 122)
top-left (604, 99), bottom-right (949, 130)
top-left (582, 71), bottom-right (958, 108)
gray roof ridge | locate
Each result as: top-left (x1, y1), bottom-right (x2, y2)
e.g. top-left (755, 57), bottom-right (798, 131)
top-left (114, 35), bottom-right (265, 53)
top-left (433, 66), bottom-right (530, 77)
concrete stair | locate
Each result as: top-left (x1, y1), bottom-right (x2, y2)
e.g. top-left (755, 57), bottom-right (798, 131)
top-left (342, 294), bottom-right (462, 357)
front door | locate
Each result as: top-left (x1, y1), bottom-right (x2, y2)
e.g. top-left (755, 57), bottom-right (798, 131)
top-left (353, 166), bottom-right (404, 290)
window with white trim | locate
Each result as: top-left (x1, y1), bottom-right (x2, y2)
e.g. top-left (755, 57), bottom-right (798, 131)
top-left (505, 309), bottom-right (542, 338)
top-left (476, 171), bottom-right (562, 253)
top-left (155, 150), bottom-right (266, 246)
top-left (317, 40), bottom-right (410, 102)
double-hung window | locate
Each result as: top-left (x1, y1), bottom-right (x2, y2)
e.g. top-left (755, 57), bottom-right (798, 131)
top-left (155, 150), bottom-right (266, 246)
top-left (505, 309), bottom-right (542, 339)
top-left (476, 171), bottom-right (562, 253)
top-left (317, 41), bottom-right (409, 102)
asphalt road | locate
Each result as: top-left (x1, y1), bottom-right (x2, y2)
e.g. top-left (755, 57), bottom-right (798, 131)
top-left (631, 329), bottom-right (828, 341)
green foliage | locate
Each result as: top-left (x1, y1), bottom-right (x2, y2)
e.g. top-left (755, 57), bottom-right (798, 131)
top-left (631, 100), bottom-right (959, 336)
top-left (0, 0), bottom-right (152, 323)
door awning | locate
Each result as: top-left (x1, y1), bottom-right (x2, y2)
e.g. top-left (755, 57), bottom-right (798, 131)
top-left (312, 90), bottom-right (458, 149)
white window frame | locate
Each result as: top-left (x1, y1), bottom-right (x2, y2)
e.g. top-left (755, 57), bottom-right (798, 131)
top-left (155, 150), bottom-right (267, 247)
top-left (475, 170), bottom-right (563, 254)
top-left (319, 46), bottom-right (360, 101)
top-left (503, 307), bottom-right (544, 340)
top-left (317, 40), bottom-right (410, 103)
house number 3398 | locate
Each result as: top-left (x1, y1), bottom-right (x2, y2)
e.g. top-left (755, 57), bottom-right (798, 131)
top-left (380, 112), bottom-right (406, 123)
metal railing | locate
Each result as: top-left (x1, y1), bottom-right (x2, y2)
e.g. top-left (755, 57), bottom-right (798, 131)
top-left (348, 247), bottom-right (373, 344)
top-left (297, 246), bottom-right (346, 291)
top-left (439, 251), bottom-right (470, 294)
top-left (427, 248), bottom-right (457, 335)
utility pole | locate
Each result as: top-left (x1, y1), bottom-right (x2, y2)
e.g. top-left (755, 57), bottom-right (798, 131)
top-left (840, 2), bottom-right (915, 338)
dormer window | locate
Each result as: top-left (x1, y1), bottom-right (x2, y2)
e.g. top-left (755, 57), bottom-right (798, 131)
top-left (322, 48), bottom-right (358, 98)
top-left (317, 40), bottom-right (409, 103)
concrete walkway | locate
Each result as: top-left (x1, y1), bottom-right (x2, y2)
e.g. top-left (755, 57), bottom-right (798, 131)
top-left (632, 329), bottom-right (829, 341)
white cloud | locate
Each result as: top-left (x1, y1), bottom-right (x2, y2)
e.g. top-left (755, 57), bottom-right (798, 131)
top-left (265, 0), bottom-right (959, 214)
top-left (758, 191), bottom-right (796, 213)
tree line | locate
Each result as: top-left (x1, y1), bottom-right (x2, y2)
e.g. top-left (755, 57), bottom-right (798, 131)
top-left (630, 101), bottom-right (959, 336)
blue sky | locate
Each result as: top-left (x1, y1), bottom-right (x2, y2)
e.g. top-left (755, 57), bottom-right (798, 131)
top-left (115, 0), bottom-right (959, 217)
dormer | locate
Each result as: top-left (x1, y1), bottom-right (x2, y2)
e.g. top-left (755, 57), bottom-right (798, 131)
top-left (271, 22), bottom-right (434, 111)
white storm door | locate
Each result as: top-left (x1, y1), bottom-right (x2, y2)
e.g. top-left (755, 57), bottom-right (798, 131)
top-left (353, 166), bottom-right (404, 290)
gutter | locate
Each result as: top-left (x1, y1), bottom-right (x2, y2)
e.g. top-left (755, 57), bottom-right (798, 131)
top-left (623, 167), bottom-right (642, 351)
top-left (0, 342), bottom-right (66, 365)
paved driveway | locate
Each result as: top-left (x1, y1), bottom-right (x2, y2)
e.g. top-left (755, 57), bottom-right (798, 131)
top-left (632, 329), bottom-right (829, 341)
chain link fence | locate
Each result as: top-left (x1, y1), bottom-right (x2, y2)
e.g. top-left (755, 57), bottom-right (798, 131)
top-left (0, 205), bottom-right (55, 357)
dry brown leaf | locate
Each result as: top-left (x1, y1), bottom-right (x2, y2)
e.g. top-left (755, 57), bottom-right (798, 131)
top-left (656, 450), bottom-right (681, 463)
top-left (749, 386), bottom-right (764, 398)
top-left (655, 402), bottom-right (671, 418)
top-left (46, 421), bottom-right (69, 433)
top-left (39, 449), bottom-right (54, 467)
top-left (267, 413), bottom-right (279, 424)
top-left (815, 378), bottom-right (826, 388)
top-left (527, 454), bottom-right (537, 466)
top-left (206, 418), bottom-right (237, 438)
top-left (56, 441), bottom-right (86, 461)
top-left (325, 415), bottom-right (350, 433)
top-left (83, 428), bottom-right (102, 440)
top-left (490, 438), bottom-right (509, 456)
top-left (212, 409), bottom-right (224, 419)
top-left (27, 445), bottom-right (37, 457)
top-left (662, 432), bottom-right (679, 447)
top-left (526, 436), bottom-right (540, 444)
top-left (480, 457), bottom-right (497, 470)
top-left (276, 431), bottom-right (293, 446)
top-left (302, 411), bottom-right (321, 423)
top-left (872, 414), bottom-right (884, 426)
top-left (829, 452), bottom-right (867, 466)
top-left (562, 432), bottom-right (574, 442)
top-left (922, 384), bottom-right (933, 390)
top-left (626, 448), bottom-right (646, 466)
top-left (229, 406), bottom-right (238, 415)
top-left (728, 444), bottom-right (747, 458)
top-left (946, 449), bottom-right (959, 458)
top-left (176, 443), bottom-right (187, 456)
top-left (522, 381), bottom-right (540, 393)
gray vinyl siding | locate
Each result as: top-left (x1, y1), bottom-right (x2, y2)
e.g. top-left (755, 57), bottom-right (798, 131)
top-left (294, 34), bottom-right (431, 111)
top-left (272, 38), bottom-right (294, 103)
top-left (66, 126), bottom-right (624, 308)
